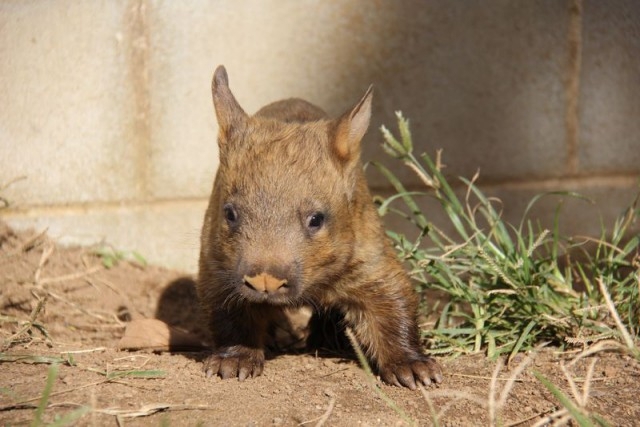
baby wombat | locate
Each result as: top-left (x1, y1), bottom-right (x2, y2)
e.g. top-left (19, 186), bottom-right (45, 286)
top-left (197, 66), bottom-right (443, 389)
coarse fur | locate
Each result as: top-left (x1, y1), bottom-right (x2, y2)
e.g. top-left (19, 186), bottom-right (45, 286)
top-left (197, 65), bottom-right (443, 389)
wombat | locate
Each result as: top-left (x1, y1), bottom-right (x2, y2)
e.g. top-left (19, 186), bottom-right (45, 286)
top-left (197, 65), bottom-right (443, 389)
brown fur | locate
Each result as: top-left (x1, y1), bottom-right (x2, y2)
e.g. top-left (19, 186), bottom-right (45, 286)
top-left (197, 66), bottom-right (443, 389)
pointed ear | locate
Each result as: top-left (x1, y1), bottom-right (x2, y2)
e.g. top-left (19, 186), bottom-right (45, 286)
top-left (332, 85), bottom-right (373, 163)
top-left (211, 65), bottom-right (248, 139)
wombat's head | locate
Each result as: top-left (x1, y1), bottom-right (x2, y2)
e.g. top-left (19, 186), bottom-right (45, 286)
top-left (201, 66), bottom-right (372, 306)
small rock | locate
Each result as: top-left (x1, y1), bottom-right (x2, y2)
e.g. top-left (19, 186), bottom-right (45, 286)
top-left (602, 366), bottom-right (618, 378)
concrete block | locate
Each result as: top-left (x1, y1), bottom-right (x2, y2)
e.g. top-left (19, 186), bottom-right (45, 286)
top-left (579, 0), bottom-right (640, 174)
top-left (146, 1), bottom-right (219, 200)
top-left (0, 1), bottom-right (143, 206)
top-left (364, 1), bottom-right (570, 187)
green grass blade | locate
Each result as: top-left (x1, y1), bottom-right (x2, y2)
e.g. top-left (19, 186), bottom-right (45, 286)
top-left (0, 354), bottom-right (71, 365)
top-left (507, 320), bottom-right (536, 364)
top-left (396, 112), bottom-right (413, 153)
top-left (105, 370), bottom-right (166, 379)
top-left (380, 124), bottom-right (406, 157)
top-left (591, 413), bottom-right (612, 427)
top-left (345, 328), bottom-right (416, 426)
top-left (533, 371), bottom-right (594, 427)
top-left (31, 364), bottom-right (59, 427)
top-left (372, 162), bottom-right (428, 230)
top-left (377, 191), bottom-right (428, 218)
top-left (48, 406), bottom-right (91, 427)
top-left (131, 251), bottom-right (148, 266)
top-left (487, 333), bottom-right (497, 359)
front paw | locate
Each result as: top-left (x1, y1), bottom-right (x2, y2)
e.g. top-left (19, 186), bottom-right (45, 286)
top-left (379, 356), bottom-right (443, 390)
top-left (203, 346), bottom-right (264, 381)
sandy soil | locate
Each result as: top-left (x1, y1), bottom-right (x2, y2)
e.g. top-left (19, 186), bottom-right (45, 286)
top-left (1, 221), bottom-right (639, 426)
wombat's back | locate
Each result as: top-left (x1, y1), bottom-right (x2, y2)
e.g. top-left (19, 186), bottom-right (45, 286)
top-left (254, 98), bottom-right (328, 123)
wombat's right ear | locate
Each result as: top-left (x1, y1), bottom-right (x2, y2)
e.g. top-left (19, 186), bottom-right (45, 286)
top-left (211, 65), bottom-right (248, 143)
top-left (332, 85), bottom-right (373, 164)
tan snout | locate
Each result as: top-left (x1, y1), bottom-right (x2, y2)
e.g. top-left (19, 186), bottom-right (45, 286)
top-left (243, 272), bottom-right (288, 294)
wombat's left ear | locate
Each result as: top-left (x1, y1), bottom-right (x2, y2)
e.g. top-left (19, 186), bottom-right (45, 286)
top-left (332, 85), bottom-right (373, 164)
top-left (211, 65), bottom-right (248, 143)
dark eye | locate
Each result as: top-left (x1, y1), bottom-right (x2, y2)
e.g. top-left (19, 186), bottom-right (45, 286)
top-left (306, 212), bottom-right (325, 232)
top-left (223, 203), bottom-right (238, 225)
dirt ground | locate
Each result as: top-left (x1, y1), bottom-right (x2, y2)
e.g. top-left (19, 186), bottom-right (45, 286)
top-left (1, 221), bottom-right (639, 426)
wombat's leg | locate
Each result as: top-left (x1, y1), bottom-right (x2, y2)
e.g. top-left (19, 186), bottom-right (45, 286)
top-left (342, 282), bottom-right (443, 390)
top-left (266, 306), bottom-right (313, 352)
top-left (203, 306), bottom-right (270, 381)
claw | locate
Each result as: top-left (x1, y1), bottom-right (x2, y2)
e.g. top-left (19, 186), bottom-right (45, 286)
top-left (424, 357), bottom-right (443, 384)
top-left (381, 370), bottom-right (401, 388)
top-left (395, 365), bottom-right (417, 390)
top-left (238, 365), bottom-right (251, 381)
top-left (202, 348), bottom-right (265, 381)
top-left (253, 362), bottom-right (264, 378)
top-left (379, 356), bottom-right (443, 389)
top-left (434, 372), bottom-right (443, 384)
top-left (219, 358), bottom-right (239, 379)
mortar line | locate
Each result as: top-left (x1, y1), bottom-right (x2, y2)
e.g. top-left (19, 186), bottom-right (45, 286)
top-left (1, 197), bottom-right (209, 218)
top-left (128, 0), bottom-right (152, 199)
top-left (565, 0), bottom-right (583, 174)
top-left (372, 172), bottom-right (639, 193)
top-left (3, 172), bottom-right (638, 217)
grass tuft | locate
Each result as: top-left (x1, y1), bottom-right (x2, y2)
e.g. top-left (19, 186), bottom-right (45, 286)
top-left (91, 244), bottom-right (147, 269)
top-left (376, 112), bottom-right (640, 358)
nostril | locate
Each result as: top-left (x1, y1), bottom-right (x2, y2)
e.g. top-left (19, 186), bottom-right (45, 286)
top-left (265, 277), bottom-right (287, 293)
top-left (276, 282), bottom-right (290, 294)
top-left (243, 274), bottom-right (266, 293)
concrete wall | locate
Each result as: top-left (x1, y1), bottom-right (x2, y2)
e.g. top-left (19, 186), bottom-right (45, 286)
top-left (2, 0), bottom-right (639, 272)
